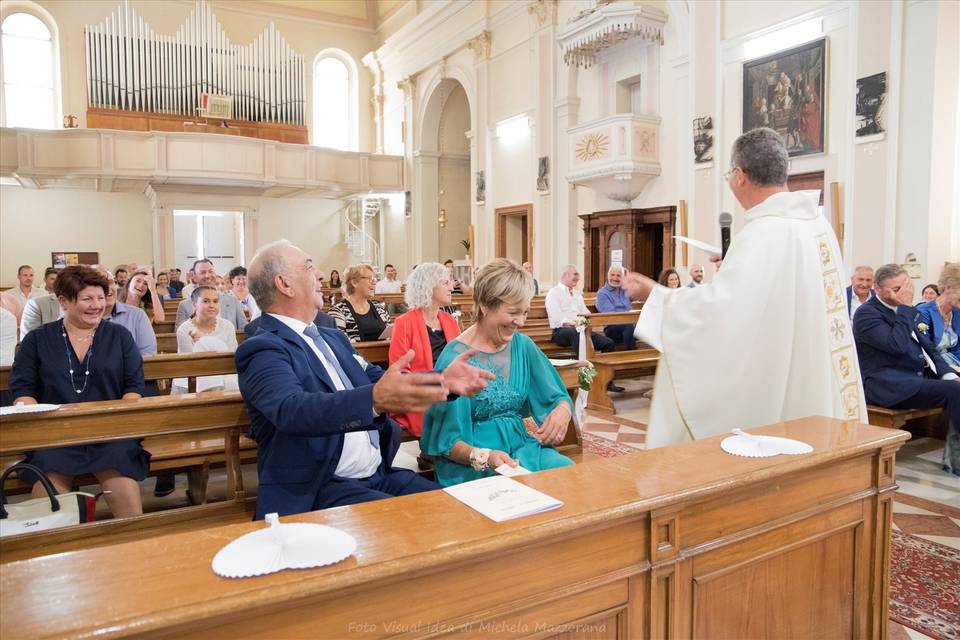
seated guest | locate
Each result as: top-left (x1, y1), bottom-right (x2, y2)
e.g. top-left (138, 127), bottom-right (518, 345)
top-left (177, 286), bottom-right (238, 354)
top-left (686, 263), bottom-right (704, 287)
top-left (8, 264), bottom-right (42, 306)
top-left (181, 269), bottom-right (197, 300)
top-left (175, 259), bottom-right (247, 330)
top-left (546, 263), bottom-right (615, 362)
top-left (917, 264), bottom-right (960, 373)
top-left (0, 304), bottom-right (16, 366)
top-left (228, 266), bottom-right (261, 322)
top-left (19, 292), bottom-right (62, 339)
top-left (596, 265), bottom-right (637, 350)
top-left (389, 263), bottom-right (460, 437)
top-left (444, 259), bottom-right (467, 294)
top-left (236, 240), bottom-right (493, 519)
top-left (114, 265), bottom-right (130, 290)
top-left (328, 264), bottom-right (392, 342)
top-left (853, 263), bottom-right (959, 477)
top-left (122, 270), bottom-right (165, 324)
top-left (42, 267), bottom-right (58, 294)
top-left (168, 268), bottom-right (185, 297)
top-left (374, 264), bottom-right (403, 294)
top-left (96, 268), bottom-right (156, 357)
top-left (921, 283), bottom-right (940, 302)
top-left (8, 266), bottom-right (148, 518)
top-left (328, 269), bottom-right (342, 289)
top-left (422, 258), bottom-right (575, 486)
top-left (657, 267), bottom-right (681, 288)
top-left (846, 265), bottom-right (875, 320)
top-left (156, 271), bottom-right (173, 301)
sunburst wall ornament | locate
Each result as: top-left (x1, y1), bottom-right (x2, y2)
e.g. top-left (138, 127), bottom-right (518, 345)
top-left (575, 132), bottom-right (609, 161)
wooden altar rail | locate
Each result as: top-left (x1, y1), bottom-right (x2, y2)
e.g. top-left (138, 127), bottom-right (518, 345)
top-left (0, 418), bottom-right (909, 639)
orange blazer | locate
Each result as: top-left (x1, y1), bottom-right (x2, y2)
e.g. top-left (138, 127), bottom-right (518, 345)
top-left (388, 307), bottom-right (461, 436)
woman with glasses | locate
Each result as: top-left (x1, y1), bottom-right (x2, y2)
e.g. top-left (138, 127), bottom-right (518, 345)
top-left (328, 263), bottom-right (392, 342)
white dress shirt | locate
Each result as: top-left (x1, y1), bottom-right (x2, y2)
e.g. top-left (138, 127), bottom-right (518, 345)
top-left (545, 282), bottom-right (589, 329)
top-left (849, 291), bottom-right (870, 320)
top-left (374, 279), bottom-right (402, 295)
top-left (6, 287), bottom-right (42, 307)
top-left (268, 313), bottom-right (381, 478)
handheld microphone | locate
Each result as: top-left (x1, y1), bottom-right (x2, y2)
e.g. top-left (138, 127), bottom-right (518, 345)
top-left (719, 212), bottom-right (733, 259)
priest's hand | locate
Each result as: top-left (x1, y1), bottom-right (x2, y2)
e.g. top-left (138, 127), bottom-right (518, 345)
top-left (441, 348), bottom-right (495, 397)
top-left (623, 272), bottom-right (656, 301)
top-left (534, 402), bottom-right (571, 446)
top-left (710, 254), bottom-right (723, 270)
top-left (373, 351), bottom-right (448, 414)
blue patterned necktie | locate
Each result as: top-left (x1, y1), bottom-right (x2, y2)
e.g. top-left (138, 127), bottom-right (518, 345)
top-left (302, 324), bottom-right (378, 448)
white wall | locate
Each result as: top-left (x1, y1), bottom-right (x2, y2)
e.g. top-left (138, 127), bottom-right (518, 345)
top-left (254, 197), bottom-right (352, 276)
top-left (0, 185), bottom-right (153, 285)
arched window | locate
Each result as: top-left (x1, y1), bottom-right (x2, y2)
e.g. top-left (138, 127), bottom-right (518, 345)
top-left (1, 10), bottom-right (59, 128)
top-left (312, 50), bottom-right (357, 151)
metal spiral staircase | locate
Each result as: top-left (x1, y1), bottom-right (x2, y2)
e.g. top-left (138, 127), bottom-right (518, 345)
top-left (342, 198), bottom-right (381, 273)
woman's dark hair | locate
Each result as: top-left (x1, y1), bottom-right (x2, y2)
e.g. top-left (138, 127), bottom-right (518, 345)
top-left (190, 285), bottom-right (220, 318)
top-left (228, 265), bottom-right (247, 281)
top-left (657, 267), bottom-right (681, 287)
top-left (54, 265), bottom-right (109, 301)
top-left (922, 284), bottom-right (940, 297)
top-left (328, 270), bottom-right (341, 286)
top-left (121, 270), bottom-right (154, 310)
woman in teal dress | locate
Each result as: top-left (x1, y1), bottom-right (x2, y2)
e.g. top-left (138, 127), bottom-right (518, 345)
top-left (422, 258), bottom-right (574, 486)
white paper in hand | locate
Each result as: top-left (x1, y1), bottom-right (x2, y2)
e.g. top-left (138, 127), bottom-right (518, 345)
top-left (495, 463), bottom-right (531, 477)
top-left (212, 513), bottom-right (357, 578)
top-left (443, 475), bottom-right (563, 522)
top-left (720, 429), bottom-right (813, 458)
top-left (673, 235), bottom-right (722, 256)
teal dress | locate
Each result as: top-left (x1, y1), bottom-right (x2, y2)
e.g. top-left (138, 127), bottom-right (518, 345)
top-left (422, 332), bottom-right (575, 487)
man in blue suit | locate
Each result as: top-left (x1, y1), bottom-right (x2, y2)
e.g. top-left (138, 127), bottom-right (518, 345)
top-left (853, 264), bottom-right (959, 474)
top-left (846, 265), bottom-right (874, 320)
top-left (237, 240), bottom-right (495, 518)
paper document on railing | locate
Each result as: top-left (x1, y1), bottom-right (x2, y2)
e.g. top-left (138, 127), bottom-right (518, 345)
top-left (673, 235), bottom-right (721, 256)
top-left (443, 475), bottom-right (563, 522)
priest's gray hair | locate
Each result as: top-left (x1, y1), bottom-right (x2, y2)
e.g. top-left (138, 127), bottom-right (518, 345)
top-left (874, 263), bottom-right (907, 288)
top-left (248, 239), bottom-right (294, 310)
top-left (730, 127), bottom-right (789, 187)
top-left (405, 262), bottom-right (449, 309)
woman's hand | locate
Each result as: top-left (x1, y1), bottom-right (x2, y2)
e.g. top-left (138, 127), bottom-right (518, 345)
top-left (534, 403), bottom-right (571, 446)
top-left (189, 330), bottom-right (201, 343)
top-left (488, 450), bottom-right (517, 469)
top-left (144, 274), bottom-right (157, 292)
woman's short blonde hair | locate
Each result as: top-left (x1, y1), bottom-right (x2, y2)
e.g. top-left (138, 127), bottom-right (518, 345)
top-left (938, 262), bottom-right (960, 293)
top-left (343, 263), bottom-right (374, 295)
top-left (473, 258), bottom-right (533, 319)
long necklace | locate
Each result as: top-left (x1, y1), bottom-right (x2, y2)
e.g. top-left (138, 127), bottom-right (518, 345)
top-left (61, 320), bottom-right (94, 395)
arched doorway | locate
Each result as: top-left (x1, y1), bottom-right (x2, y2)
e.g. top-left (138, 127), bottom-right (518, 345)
top-left (418, 79), bottom-right (472, 265)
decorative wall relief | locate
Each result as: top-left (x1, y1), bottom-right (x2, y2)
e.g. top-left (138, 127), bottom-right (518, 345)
top-left (693, 116), bottom-right (713, 164)
top-left (537, 156), bottom-right (549, 192)
top-left (855, 72), bottom-right (886, 142)
top-left (742, 38), bottom-right (826, 157)
top-left (475, 171), bottom-right (485, 205)
top-left (575, 132), bottom-right (610, 162)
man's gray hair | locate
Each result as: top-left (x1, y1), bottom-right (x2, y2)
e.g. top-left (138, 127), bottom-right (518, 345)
top-left (874, 263), bottom-right (906, 287)
top-left (405, 262), bottom-right (449, 309)
top-left (607, 265), bottom-right (625, 275)
top-left (853, 265), bottom-right (874, 274)
top-left (562, 264), bottom-right (577, 275)
top-left (248, 239), bottom-right (293, 310)
top-left (730, 127), bottom-right (789, 187)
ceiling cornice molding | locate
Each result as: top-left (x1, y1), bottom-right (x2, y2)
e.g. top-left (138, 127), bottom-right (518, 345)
top-left (201, 0), bottom-right (378, 33)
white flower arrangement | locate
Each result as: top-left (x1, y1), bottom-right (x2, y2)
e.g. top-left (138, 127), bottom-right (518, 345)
top-left (917, 322), bottom-right (929, 335)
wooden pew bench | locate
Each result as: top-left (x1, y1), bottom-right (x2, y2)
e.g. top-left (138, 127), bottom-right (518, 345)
top-left (0, 392), bottom-right (253, 563)
top-left (866, 405), bottom-right (944, 430)
top-left (587, 349), bottom-right (660, 414)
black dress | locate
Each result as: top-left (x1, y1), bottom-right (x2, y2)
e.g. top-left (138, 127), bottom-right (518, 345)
top-left (8, 320), bottom-right (150, 484)
top-left (348, 301), bottom-right (388, 342)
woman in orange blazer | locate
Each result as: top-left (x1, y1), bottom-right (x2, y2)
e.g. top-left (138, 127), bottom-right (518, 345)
top-left (389, 262), bottom-right (461, 437)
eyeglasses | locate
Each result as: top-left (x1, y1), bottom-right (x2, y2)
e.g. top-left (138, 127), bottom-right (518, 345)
top-left (723, 167), bottom-right (740, 181)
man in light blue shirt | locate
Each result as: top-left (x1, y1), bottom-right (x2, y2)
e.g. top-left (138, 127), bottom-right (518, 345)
top-left (595, 265), bottom-right (636, 350)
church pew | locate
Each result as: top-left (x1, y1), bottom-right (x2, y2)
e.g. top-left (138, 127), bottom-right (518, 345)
top-left (587, 350), bottom-right (661, 414)
top-left (0, 392), bottom-right (253, 563)
top-left (152, 320), bottom-right (175, 334)
top-left (866, 405), bottom-right (944, 432)
top-left (0, 418), bottom-right (909, 639)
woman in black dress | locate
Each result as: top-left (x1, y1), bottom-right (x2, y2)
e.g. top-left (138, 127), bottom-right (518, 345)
top-left (328, 263), bottom-right (392, 342)
top-left (9, 266), bottom-right (148, 518)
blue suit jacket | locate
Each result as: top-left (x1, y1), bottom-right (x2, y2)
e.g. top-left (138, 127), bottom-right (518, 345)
top-left (916, 299), bottom-right (960, 365)
top-left (846, 285), bottom-right (874, 319)
top-left (853, 296), bottom-right (952, 407)
top-left (236, 313), bottom-right (400, 519)
top-left (244, 310), bottom-right (336, 337)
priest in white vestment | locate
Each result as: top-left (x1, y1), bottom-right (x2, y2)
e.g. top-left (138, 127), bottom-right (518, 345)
top-left (624, 127), bottom-right (867, 448)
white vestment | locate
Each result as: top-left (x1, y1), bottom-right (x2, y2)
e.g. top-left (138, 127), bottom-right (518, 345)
top-left (635, 190), bottom-right (867, 448)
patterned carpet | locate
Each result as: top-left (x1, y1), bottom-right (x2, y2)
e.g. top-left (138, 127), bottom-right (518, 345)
top-left (889, 531), bottom-right (960, 640)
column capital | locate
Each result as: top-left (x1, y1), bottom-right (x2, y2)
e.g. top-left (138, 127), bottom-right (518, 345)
top-left (527, 0), bottom-right (557, 30)
top-left (397, 76), bottom-right (417, 100)
top-left (467, 30), bottom-right (492, 63)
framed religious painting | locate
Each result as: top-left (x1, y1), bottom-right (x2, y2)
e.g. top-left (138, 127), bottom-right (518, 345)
top-left (742, 38), bottom-right (826, 157)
